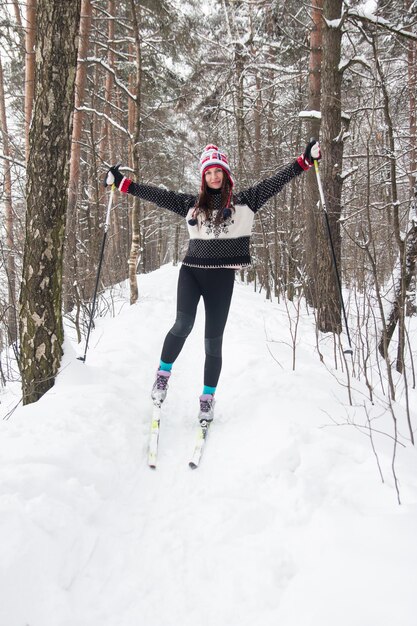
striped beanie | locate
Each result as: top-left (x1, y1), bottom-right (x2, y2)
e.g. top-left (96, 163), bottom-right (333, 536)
top-left (200, 144), bottom-right (234, 188)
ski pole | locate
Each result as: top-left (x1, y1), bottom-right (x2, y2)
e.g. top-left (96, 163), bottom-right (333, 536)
top-left (313, 159), bottom-right (353, 355)
top-left (78, 183), bottom-right (115, 363)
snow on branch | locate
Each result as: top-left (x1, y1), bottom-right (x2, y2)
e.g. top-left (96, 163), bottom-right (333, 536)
top-left (325, 18), bottom-right (342, 29)
top-left (76, 107), bottom-right (132, 138)
top-left (256, 63), bottom-right (303, 75)
top-left (0, 154), bottom-right (26, 169)
top-left (340, 166), bottom-right (359, 181)
top-left (347, 8), bottom-right (417, 41)
top-left (81, 57), bottom-right (137, 101)
top-left (298, 110), bottom-right (351, 122)
top-left (299, 110), bottom-right (321, 120)
top-left (339, 56), bottom-right (373, 74)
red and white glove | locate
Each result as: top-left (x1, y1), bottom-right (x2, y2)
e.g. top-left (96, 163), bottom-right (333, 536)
top-left (297, 139), bottom-right (321, 170)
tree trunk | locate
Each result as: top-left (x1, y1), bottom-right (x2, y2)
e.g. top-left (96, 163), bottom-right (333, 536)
top-left (128, 0), bottom-right (142, 304)
top-left (378, 202), bottom-right (417, 359)
top-left (372, 37), bottom-right (406, 371)
top-left (11, 1), bottom-right (24, 48)
top-left (223, 0), bottom-right (245, 179)
top-left (407, 37), bottom-right (416, 193)
top-left (234, 41), bottom-right (245, 180)
top-left (0, 57), bottom-right (17, 344)
top-left (406, 33), bottom-right (416, 316)
top-left (305, 0), bottom-right (323, 308)
top-left (316, 0), bottom-right (344, 333)
top-left (64, 0), bottom-right (92, 313)
top-left (99, 0), bottom-right (124, 286)
top-left (19, 0), bottom-right (81, 405)
top-left (11, 0), bottom-right (23, 28)
top-left (24, 0), bottom-right (37, 160)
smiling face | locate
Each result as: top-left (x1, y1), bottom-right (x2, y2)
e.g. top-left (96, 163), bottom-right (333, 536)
top-left (204, 167), bottom-right (224, 189)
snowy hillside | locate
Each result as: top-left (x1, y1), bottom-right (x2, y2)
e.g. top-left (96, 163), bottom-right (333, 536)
top-left (1, 264), bottom-right (416, 626)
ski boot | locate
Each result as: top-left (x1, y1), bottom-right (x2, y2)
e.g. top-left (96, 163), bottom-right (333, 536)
top-left (151, 370), bottom-right (171, 406)
top-left (198, 393), bottom-right (215, 424)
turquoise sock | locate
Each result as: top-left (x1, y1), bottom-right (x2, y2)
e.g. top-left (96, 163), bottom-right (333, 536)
top-left (203, 385), bottom-right (216, 396)
top-left (159, 360), bottom-right (173, 372)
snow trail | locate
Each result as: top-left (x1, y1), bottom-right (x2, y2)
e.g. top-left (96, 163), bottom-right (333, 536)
top-left (1, 264), bottom-right (416, 626)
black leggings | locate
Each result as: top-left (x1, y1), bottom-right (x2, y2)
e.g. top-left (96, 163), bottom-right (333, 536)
top-left (161, 265), bottom-right (235, 388)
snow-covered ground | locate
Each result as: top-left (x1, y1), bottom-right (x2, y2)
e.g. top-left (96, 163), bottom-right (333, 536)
top-left (1, 263), bottom-right (416, 626)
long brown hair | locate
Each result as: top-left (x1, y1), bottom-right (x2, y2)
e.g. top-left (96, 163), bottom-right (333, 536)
top-left (194, 176), bottom-right (234, 225)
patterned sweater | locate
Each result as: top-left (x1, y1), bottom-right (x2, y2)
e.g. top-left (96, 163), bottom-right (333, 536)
top-left (120, 160), bottom-right (304, 269)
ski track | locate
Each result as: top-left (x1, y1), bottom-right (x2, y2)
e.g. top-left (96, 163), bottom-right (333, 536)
top-left (0, 264), bottom-right (417, 626)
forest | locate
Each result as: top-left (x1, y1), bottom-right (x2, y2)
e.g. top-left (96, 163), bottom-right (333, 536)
top-left (0, 0), bottom-right (416, 420)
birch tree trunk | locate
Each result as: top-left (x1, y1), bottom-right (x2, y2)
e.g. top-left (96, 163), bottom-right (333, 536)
top-left (128, 0), bottom-right (142, 305)
top-left (101, 0), bottom-right (124, 285)
top-left (19, 0), bottom-right (81, 405)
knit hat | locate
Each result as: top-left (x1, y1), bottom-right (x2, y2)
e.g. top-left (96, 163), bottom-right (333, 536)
top-left (200, 144), bottom-right (234, 189)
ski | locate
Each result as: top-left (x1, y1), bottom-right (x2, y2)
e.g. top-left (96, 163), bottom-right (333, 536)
top-left (147, 403), bottom-right (161, 469)
top-left (148, 406), bottom-right (211, 469)
top-left (189, 420), bottom-right (210, 469)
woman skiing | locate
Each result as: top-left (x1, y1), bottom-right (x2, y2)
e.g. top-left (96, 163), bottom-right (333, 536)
top-left (105, 140), bottom-right (321, 423)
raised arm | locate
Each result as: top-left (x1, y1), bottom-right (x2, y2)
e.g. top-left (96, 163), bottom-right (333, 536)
top-left (105, 165), bottom-right (196, 218)
top-left (234, 140), bottom-right (321, 213)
